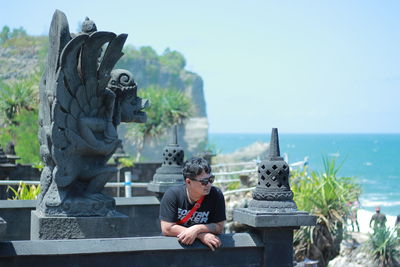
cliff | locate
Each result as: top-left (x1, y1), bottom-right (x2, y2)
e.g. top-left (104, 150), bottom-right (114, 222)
top-left (0, 28), bottom-right (209, 161)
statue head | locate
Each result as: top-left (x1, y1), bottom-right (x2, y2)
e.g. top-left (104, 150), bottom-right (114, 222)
top-left (108, 69), bottom-right (149, 123)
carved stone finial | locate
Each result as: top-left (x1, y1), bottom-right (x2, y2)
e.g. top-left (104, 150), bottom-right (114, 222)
top-left (4, 142), bottom-right (20, 164)
top-left (172, 124), bottom-right (178, 145)
top-left (269, 128), bottom-right (280, 158)
top-left (248, 128), bottom-right (297, 212)
top-left (5, 142), bottom-right (16, 155)
top-left (148, 125), bottom-right (185, 194)
top-left (81, 17), bottom-right (97, 34)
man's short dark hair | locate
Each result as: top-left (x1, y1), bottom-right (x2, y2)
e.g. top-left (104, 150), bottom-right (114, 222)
top-left (182, 157), bottom-right (211, 179)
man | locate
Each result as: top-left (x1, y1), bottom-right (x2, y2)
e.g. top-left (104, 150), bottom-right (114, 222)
top-left (369, 206), bottom-right (387, 231)
top-left (160, 157), bottom-right (226, 251)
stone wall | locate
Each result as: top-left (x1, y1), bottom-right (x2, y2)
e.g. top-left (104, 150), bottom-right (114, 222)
top-left (0, 197), bottom-right (161, 241)
top-left (0, 233), bottom-right (263, 267)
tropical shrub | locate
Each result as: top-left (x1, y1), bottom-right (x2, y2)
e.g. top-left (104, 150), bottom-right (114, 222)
top-left (0, 75), bottom-right (41, 164)
top-left (292, 157), bottom-right (361, 267)
top-left (0, 110), bottom-right (40, 164)
top-left (8, 182), bottom-right (41, 200)
top-left (118, 157), bottom-right (136, 168)
top-left (0, 78), bottom-right (36, 125)
top-left (365, 226), bottom-right (400, 267)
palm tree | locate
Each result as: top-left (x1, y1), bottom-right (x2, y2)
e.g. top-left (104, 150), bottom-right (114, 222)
top-left (0, 78), bottom-right (37, 125)
top-left (125, 86), bottom-right (192, 161)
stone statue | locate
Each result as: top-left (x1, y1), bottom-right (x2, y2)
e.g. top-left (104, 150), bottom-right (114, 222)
top-left (37, 10), bottom-right (148, 217)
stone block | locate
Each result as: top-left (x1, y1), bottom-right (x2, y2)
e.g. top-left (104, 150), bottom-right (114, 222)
top-left (233, 208), bottom-right (316, 228)
top-left (31, 211), bottom-right (129, 240)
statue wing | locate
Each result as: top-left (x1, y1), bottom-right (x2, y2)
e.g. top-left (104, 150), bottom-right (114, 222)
top-left (50, 31), bottom-right (128, 187)
top-left (39, 10), bottom-right (71, 168)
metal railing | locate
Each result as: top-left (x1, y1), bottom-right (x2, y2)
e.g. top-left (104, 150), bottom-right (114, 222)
top-left (0, 157), bottom-right (308, 197)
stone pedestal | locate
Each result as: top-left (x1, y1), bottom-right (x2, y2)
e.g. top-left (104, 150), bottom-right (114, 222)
top-left (31, 211), bottom-right (129, 240)
top-left (234, 209), bottom-right (316, 267)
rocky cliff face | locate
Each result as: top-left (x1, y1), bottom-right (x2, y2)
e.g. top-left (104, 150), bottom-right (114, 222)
top-left (0, 40), bottom-right (44, 82)
top-left (0, 34), bottom-right (209, 161)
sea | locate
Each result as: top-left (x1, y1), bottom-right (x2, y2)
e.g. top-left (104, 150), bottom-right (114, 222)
top-left (209, 133), bottom-right (400, 217)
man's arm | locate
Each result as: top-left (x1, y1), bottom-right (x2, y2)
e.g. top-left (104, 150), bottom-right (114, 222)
top-left (189, 221), bottom-right (225, 235)
top-left (195, 221), bottom-right (225, 251)
top-left (161, 220), bottom-right (188, 237)
top-left (161, 220), bottom-right (224, 241)
top-left (161, 220), bottom-right (225, 251)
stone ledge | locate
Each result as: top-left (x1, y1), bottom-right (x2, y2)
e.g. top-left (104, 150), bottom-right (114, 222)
top-left (0, 233), bottom-right (262, 257)
top-left (0, 197), bottom-right (159, 209)
top-left (234, 208), bottom-right (316, 228)
top-left (115, 196), bottom-right (159, 206)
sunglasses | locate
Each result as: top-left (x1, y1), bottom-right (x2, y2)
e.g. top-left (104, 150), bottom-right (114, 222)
top-left (192, 175), bottom-right (215, 186)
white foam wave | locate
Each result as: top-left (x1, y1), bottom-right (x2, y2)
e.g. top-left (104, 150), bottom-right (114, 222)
top-left (358, 179), bottom-right (377, 184)
top-left (361, 200), bottom-right (400, 208)
top-left (363, 192), bottom-right (400, 197)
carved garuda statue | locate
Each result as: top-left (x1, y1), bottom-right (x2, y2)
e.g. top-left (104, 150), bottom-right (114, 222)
top-left (37, 10), bottom-right (148, 216)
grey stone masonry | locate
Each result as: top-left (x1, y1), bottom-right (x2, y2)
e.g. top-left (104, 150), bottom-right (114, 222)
top-left (31, 210), bottom-right (129, 240)
top-left (0, 234), bottom-right (263, 267)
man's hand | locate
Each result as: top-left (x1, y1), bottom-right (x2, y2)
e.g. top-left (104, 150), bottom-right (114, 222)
top-left (197, 233), bottom-right (221, 251)
top-left (177, 225), bottom-right (200, 245)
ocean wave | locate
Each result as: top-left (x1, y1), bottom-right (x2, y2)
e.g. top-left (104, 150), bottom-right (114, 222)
top-left (361, 196), bottom-right (388, 201)
top-left (358, 179), bottom-right (377, 184)
top-left (362, 192), bottom-right (400, 198)
top-left (360, 200), bottom-right (400, 208)
top-left (363, 162), bottom-right (373, 166)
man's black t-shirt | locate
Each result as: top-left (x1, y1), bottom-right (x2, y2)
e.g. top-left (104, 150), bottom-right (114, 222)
top-left (159, 185), bottom-right (226, 227)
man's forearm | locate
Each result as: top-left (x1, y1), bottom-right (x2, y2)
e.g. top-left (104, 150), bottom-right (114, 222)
top-left (161, 221), bottom-right (188, 237)
top-left (193, 222), bottom-right (224, 235)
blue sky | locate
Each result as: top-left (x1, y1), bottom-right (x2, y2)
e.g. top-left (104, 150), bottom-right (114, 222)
top-left (2, 1), bottom-right (400, 133)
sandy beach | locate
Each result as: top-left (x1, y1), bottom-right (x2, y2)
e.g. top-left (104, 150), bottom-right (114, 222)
top-left (355, 209), bottom-right (397, 234)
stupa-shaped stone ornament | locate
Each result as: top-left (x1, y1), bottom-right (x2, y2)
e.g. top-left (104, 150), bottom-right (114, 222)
top-left (233, 128), bottom-right (316, 267)
top-left (0, 146), bottom-right (15, 167)
top-left (249, 128), bottom-right (297, 212)
top-left (147, 125), bottom-right (185, 194)
top-left (0, 147), bottom-right (8, 165)
top-left (5, 142), bottom-right (20, 164)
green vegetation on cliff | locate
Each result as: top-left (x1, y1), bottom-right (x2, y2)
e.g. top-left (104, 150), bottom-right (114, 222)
top-left (0, 25), bottom-right (203, 163)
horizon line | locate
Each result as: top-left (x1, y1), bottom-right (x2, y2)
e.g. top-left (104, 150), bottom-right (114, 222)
top-left (209, 132), bottom-right (400, 135)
